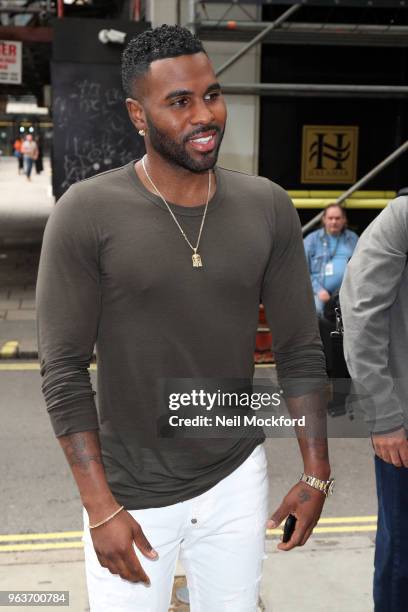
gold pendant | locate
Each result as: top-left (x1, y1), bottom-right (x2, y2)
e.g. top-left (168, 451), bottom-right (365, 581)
top-left (192, 252), bottom-right (202, 268)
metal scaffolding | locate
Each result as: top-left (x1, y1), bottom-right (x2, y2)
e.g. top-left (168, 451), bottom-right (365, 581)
top-left (302, 140), bottom-right (408, 234)
top-left (190, 0), bottom-right (408, 230)
top-left (215, 3), bottom-right (300, 77)
top-left (221, 83), bottom-right (408, 99)
top-left (190, 0), bottom-right (408, 94)
top-left (191, 0), bottom-right (408, 48)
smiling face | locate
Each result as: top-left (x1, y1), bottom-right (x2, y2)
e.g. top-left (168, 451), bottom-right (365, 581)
top-left (126, 52), bottom-right (227, 173)
top-left (322, 205), bottom-right (347, 236)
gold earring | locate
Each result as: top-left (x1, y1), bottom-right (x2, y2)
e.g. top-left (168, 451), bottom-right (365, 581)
top-left (138, 129), bottom-right (146, 136)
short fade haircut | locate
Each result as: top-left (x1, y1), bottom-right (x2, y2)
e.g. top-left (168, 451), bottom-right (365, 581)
top-left (121, 24), bottom-right (206, 98)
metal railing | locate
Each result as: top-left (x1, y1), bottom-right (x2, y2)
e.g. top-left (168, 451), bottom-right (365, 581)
top-left (220, 83), bottom-right (408, 98)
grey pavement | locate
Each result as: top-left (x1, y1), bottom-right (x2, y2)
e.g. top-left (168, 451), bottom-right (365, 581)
top-left (0, 155), bottom-right (50, 355)
top-left (0, 364), bottom-right (378, 611)
top-left (0, 362), bottom-right (378, 611)
top-left (0, 248), bottom-right (39, 357)
top-left (0, 156), bottom-right (54, 245)
top-left (0, 536), bottom-right (375, 611)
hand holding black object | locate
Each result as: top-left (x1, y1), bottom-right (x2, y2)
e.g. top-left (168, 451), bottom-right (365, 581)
top-left (282, 514), bottom-right (297, 543)
top-left (268, 482), bottom-right (325, 551)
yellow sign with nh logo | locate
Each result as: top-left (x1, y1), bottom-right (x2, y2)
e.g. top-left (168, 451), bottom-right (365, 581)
top-left (301, 125), bottom-right (358, 184)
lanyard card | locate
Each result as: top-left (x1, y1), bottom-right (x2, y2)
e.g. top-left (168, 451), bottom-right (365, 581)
top-left (325, 261), bottom-right (334, 276)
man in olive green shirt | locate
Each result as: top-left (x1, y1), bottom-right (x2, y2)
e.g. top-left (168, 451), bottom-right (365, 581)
top-left (37, 25), bottom-right (330, 612)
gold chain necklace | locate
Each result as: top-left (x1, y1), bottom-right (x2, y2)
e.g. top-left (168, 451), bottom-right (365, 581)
top-left (141, 155), bottom-right (211, 268)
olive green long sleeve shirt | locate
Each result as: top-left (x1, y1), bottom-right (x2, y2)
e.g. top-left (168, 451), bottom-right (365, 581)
top-left (37, 162), bottom-right (326, 508)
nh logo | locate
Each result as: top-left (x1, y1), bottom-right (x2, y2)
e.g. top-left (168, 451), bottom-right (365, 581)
top-left (302, 125), bottom-right (358, 184)
top-left (309, 133), bottom-right (351, 171)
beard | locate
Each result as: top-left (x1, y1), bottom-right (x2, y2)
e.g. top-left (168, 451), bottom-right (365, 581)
top-left (145, 115), bottom-right (224, 173)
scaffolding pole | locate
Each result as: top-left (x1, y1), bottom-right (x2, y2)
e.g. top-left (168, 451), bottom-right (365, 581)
top-left (199, 20), bottom-right (408, 35)
top-left (220, 83), bottom-right (408, 98)
top-left (215, 3), bottom-right (300, 77)
top-left (188, 0), bottom-right (197, 34)
top-left (301, 140), bottom-right (408, 235)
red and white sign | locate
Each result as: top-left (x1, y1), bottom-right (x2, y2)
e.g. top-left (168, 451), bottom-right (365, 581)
top-left (0, 40), bottom-right (22, 84)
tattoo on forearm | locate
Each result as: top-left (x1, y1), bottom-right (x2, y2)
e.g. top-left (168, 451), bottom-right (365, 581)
top-left (298, 488), bottom-right (312, 504)
top-left (62, 433), bottom-right (103, 471)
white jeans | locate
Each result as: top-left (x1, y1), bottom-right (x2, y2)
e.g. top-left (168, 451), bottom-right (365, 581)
top-left (83, 444), bottom-right (268, 612)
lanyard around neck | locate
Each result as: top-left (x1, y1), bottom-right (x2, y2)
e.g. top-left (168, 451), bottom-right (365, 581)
top-left (323, 233), bottom-right (341, 259)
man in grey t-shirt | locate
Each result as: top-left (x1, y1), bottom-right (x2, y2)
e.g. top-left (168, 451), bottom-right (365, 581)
top-left (341, 196), bottom-right (408, 611)
top-left (37, 25), bottom-right (331, 611)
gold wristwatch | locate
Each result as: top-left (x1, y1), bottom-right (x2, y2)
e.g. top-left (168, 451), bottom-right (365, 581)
top-left (300, 473), bottom-right (335, 497)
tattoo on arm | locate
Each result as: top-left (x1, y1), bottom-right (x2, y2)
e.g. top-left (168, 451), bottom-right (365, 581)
top-left (62, 433), bottom-right (103, 471)
top-left (298, 488), bottom-right (312, 504)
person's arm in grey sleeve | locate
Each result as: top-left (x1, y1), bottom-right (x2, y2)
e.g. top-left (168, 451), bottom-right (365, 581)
top-left (261, 185), bottom-right (330, 552)
top-left (262, 188), bottom-right (327, 394)
top-left (36, 185), bottom-right (100, 436)
top-left (36, 186), bottom-right (115, 514)
top-left (340, 197), bottom-right (408, 436)
top-left (36, 185), bottom-right (157, 583)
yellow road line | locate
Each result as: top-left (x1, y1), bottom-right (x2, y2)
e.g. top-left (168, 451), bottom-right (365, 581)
top-left (0, 341), bottom-right (19, 359)
top-left (0, 517), bottom-right (378, 552)
top-left (314, 525), bottom-right (376, 534)
top-left (267, 525), bottom-right (377, 537)
top-left (0, 362), bottom-right (40, 370)
top-left (1, 525), bottom-right (378, 552)
top-left (318, 516), bottom-right (377, 524)
top-left (0, 542), bottom-right (84, 553)
top-left (0, 531), bottom-right (83, 543)
top-left (0, 363), bottom-right (97, 371)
